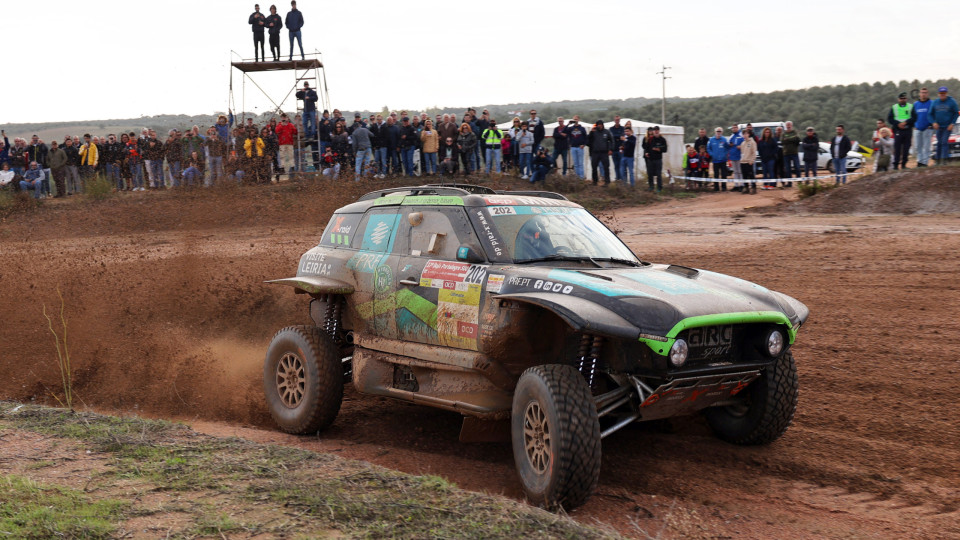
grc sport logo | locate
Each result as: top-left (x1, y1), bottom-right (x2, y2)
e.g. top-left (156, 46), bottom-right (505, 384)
top-left (687, 326), bottom-right (733, 357)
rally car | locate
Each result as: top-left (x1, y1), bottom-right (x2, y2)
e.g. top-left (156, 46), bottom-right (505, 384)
top-left (263, 184), bottom-right (809, 509)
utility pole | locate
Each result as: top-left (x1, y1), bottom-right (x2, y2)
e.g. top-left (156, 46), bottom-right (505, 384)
top-left (656, 65), bottom-right (671, 125)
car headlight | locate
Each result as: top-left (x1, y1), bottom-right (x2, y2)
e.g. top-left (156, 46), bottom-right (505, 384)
top-left (669, 339), bottom-right (688, 367)
top-left (766, 329), bottom-right (784, 357)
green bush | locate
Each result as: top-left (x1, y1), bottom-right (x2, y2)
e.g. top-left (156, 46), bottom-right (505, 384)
top-left (84, 174), bottom-right (114, 201)
top-left (797, 179), bottom-right (835, 199)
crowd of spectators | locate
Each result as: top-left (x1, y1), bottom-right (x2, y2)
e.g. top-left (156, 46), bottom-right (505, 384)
top-left (2, 88), bottom-right (955, 200)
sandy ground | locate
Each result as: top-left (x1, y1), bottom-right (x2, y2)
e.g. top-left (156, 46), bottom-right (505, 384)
top-left (1, 175), bottom-right (959, 538)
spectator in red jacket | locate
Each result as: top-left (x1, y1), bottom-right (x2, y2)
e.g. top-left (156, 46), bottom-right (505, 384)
top-left (274, 114), bottom-right (298, 178)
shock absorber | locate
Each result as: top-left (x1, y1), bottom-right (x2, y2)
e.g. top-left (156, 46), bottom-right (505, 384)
top-left (323, 295), bottom-right (340, 340)
top-left (588, 335), bottom-right (604, 388)
top-left (578, 333), bottom-right (592, 376)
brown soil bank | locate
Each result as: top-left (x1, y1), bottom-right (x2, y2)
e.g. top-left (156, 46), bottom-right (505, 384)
top-left (787, 164), bottom-right (960, 214)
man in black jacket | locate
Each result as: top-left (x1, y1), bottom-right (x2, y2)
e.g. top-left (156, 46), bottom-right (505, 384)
top-left (587, 120), bottom-right (614, 185)
top-left (384, 116), bottom-right (401, 175)
top-left (693, 128), bottom-right (709, 152)
top-left (609, 116), bottom-right (625, 181)
top-left (101, 134), bottom-right (123, 190)
top-left (528, 109), bottom-right (545, 154)
top-left (645, 126), bottom-right (668, 192)
top-left (62, 136), bottom-right (82, 194)
top-left (295, 82), bottom-right (318, 139)
top-left (249, 5), bottom-right (266, 61)
top-left (265, 5), bottom-right (283, 61)
top-left (552, 117), bottom-right (569, 176)
top-left (317, 110), bottom-right (333, 156)
top-left (829, 125), bottom-right (852, 185)
top-left (399, 117), bottom-right (417, 177)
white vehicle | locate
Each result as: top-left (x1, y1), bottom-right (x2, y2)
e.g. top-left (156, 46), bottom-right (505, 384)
top-left (821, 142), bottom-right (863, 172)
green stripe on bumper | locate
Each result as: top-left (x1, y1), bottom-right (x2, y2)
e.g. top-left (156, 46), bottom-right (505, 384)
top-left (638, 311), bottom-right (795, 356)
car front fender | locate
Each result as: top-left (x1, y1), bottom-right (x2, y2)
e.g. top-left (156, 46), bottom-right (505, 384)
top-left (494, 292), bottom-right (640, 341)
top-left (265, 276), bottom-right (354, 295)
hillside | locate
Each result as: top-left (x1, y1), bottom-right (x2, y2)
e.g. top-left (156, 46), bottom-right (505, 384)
top-left (3, 77), bottom-right (956, 143)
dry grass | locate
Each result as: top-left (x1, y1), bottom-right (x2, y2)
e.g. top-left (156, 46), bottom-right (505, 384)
top-left (0, 402), bottom-right (620, 539)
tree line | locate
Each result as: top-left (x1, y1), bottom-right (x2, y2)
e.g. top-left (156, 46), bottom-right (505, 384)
top-left (5, 78), bottom-right (956, 144)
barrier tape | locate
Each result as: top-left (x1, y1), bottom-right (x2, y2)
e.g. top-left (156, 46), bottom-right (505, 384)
top-left (670, 172), bottom-right (864, 183)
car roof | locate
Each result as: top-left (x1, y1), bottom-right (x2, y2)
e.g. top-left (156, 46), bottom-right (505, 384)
top-left (337, 185), bottom-right (581, 213)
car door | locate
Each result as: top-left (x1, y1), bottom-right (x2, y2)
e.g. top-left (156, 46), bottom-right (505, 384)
top-left (346, 207), bottom-right (403, 339)
top-left (392, 206), bottom-right (486, 350)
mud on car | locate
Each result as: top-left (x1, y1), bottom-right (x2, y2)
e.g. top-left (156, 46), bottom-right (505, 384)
top-left (263, 184), bottom-right (809, 509)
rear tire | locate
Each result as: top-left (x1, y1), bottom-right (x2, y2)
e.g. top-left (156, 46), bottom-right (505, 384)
top-left (511, 364), bottom-right (601, 510)
top-left (263, 325), bottom-right (343, 434)
top-left (705, 352), bottom-right (798, 445)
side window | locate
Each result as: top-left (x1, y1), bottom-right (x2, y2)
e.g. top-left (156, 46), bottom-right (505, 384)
top-left (320, 213), bottom-right (363, 248)
top-left (351, 209), bottom-right (401, 253)
top-left (405, 207), bottom-right (475, 260)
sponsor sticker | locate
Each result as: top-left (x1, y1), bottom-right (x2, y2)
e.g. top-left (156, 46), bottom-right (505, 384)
top-left (299, 252), bottom-right (332, 276)
top-left (457, 321), bottom-right (478, 338)
top-left (422, 260), bottom-right (471, 281)
top-left (486, 274), bottom-right (505, 293)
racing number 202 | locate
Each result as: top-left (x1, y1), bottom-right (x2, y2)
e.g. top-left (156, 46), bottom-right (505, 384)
top-left (464, 265), bottom-right (487, 285)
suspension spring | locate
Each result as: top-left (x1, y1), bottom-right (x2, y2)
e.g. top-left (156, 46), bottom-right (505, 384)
top-left (323, 295), bottom-right (341, 340)
top-left (577, 334), bottom-right (604, 388)
top-left (577, 333), bottom-right (591, 375)
top-left (588, 336), bottom-right (604, 388)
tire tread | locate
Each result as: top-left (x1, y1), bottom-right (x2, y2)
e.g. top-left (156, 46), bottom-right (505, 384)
top-left (266, 325), bottom-right (343, 435)
top-left (519, 364), bottom-right (601, 509)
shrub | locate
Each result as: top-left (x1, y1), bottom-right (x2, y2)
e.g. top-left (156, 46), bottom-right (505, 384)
top-left (84, 174), bottom-right (114, 200)
top-left (797, 179), bottom-right (835, 199)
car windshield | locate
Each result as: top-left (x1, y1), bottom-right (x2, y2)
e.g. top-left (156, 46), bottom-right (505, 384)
top-left (481, 206), bottom-right (639, 264)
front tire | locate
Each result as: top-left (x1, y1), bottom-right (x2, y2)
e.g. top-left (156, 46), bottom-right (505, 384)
top-left (263, 325), bottom-right (343, 434)
top-left (511, 365), bottom-right (601, 510)
top-left (705, 351), bottom-right (799, 445)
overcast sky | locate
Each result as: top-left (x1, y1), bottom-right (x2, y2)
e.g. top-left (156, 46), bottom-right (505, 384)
top-left (4, 0), bottom-right (954, 124)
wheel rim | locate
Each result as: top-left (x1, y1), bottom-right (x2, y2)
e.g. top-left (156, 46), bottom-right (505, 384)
top-left (276, 352), bottom-right (306, 408)
top-left (523, 401), bottom-right (552, 474)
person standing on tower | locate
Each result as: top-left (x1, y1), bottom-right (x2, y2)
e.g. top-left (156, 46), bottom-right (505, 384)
top-left (249, 4), bottom-right (266, 62)
top-left (265, 5), bottom-right (283, 61)
top-left (286, 1), bottom-right (305, 61)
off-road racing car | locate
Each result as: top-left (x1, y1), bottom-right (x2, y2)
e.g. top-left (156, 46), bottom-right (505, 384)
top-left (263, 184), bottom-right (809, 509)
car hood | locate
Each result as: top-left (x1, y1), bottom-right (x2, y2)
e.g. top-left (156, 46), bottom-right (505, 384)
top-left (492, 264), bottom-right (808, 340)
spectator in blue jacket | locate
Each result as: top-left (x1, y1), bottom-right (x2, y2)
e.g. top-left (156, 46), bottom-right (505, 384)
top-left (913, 87), bottom-right (934, 167)
top-left (930, 86), bottom-right (958, 165)
top-left (706, 127), bottom-right (729, 191)
top-left (727, 125), bottom-right (744, 191)
top-left (20, 161), bottom-right (44, 199)
top-left (285, 1), bottom-right (304, 61)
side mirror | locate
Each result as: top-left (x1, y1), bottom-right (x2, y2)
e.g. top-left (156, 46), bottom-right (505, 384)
top-left (456, 244), bottom-right (485, 263)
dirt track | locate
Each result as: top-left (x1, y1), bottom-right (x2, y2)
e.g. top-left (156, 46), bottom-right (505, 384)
top-left (2, 174), bottom-right (959, 538)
